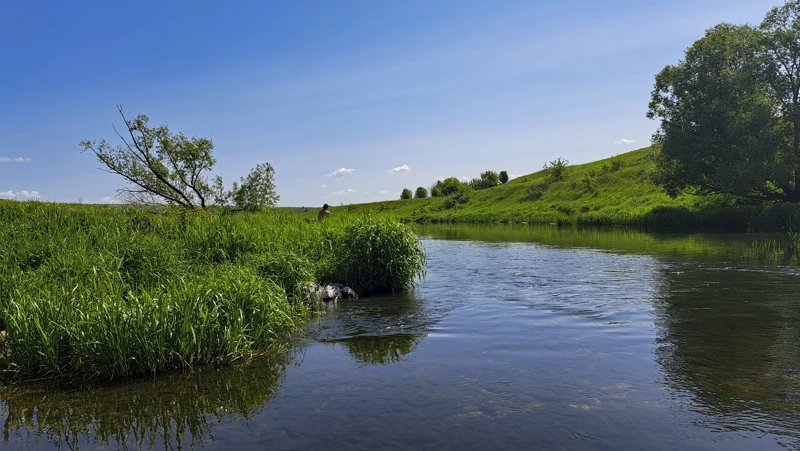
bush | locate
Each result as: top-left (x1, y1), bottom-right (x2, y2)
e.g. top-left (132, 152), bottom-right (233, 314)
top-left (543, 157), bottom-right (570, 182)
top-left (400, 188), bottom-right (413, 200)
top-left (470, 171), bottom-right (501, 190)
top-left (499, 171), bottom-right (509, 184)
top-left (322, 216), bottom-right (426, 294)
top-left (525, 182), bottom-right (549, 201)
top-left (582, 171), bottom-right (598, 194)
top-left (414, 187), bottom-right (428, 199)
top-left (433, 177), bottom-right (471, 196)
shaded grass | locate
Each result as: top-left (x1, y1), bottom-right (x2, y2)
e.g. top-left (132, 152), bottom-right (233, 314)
top-left (324, 147), bottom-right (800, 231)
top-left (0, 202), bottom-right (425, 382)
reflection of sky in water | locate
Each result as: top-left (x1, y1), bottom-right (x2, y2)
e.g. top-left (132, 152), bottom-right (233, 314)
top-left (3, 236), bottom-right (800, 450)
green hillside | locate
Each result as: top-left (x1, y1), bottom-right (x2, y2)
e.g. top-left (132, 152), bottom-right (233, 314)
top-left (315, 147), bottom-right (800, 230)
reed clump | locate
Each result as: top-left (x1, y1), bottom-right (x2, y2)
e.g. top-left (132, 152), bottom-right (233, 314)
top-left (0, 201), bottom-right (425, 381)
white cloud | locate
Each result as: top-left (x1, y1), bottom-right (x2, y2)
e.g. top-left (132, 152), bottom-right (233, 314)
top-left (379, 190), bottom-right (390, 194)
top-left (326, 168), bottom-right (355, 177)
top-left (614, 138), bottom-right (635, 145)
top-left (319, 184), bottom-right (327, 188)
top-left (0, 157), bottom-right (32, 163)
top-left (346, 188), bottom-right (356, 193)
top-left (0, 190), bottom-right (40, 200)
top-left (389, 165), bottom-right (411, 173)
top-left (459, 177), bottom-right (471, 183)
top-left (332, 188), bottom-right (356, 196)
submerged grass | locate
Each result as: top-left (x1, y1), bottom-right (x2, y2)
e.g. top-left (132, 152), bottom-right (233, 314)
top-left (0, 201), bottom-right (425, 382)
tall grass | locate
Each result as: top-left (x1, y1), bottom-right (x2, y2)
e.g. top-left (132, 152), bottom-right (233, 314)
top-left (0, 201), bottom-right (425, 381)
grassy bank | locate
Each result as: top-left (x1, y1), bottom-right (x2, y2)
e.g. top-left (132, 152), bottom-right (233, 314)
top-left (325, 148), bottom-right (800, 230)
top-left (0, 202), bottom-right (425, 382)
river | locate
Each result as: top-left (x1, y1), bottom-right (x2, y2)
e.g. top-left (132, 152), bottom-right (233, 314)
top-left (2, 225), bottom-right (800, 450)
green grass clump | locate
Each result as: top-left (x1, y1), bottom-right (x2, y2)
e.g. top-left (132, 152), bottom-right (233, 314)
top-left (320, 147), bottom-right (800, 231)
top-left (0, 201), bottom-right (425, 382)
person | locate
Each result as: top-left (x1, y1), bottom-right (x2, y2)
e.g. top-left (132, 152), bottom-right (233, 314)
top-left (318, 203), bottom-right (330, 221)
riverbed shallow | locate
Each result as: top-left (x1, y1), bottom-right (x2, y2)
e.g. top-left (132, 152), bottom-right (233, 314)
top-left (3, 225), bottom-right (800, 450)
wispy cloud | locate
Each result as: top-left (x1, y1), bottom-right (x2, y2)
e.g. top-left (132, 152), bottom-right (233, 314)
top-left (459, 177), bottom-right (470, 183)
top-left (326, 168), bottom-right (355, 177)
top-left (0, 157), bottom-right (32, 163)
top-left (389, 165), bottom-right (411, 173)
top-left (319, 184), bottom-right (327, 188)
top-left (332, 188), bottom-right (357, 196)
top-left (379, 190), bottom-right (390, 194)
top-left (0, 190), bottom-right (40, 200)
top-left (614, 138), bottom-right (635, 145)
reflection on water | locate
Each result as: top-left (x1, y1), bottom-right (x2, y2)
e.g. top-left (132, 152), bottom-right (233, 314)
top-left (4, 223), bottom-right (800, 450)
top-left (654, 263), bottom-right (800, 441)
top-left (0, 353), bottom-right (291, 449)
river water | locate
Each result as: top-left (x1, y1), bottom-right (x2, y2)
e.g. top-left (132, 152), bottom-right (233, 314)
top-left (3, 225), bottom-right (800, 450)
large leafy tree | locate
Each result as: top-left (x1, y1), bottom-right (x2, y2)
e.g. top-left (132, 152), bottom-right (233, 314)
top-left (82, 107), bottom-right (278, 209)
top-left (648, 1), bottom-right (800, 202)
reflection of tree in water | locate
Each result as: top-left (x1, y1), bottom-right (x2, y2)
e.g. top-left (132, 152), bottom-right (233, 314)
top-left (337, 333), bottom-right (423, 366)
top-left (653, 262), bottom-right (800, 437)
top-left (320, 291), bottom-right (430, 366)
top-left (0, 352), bottom-right (292, 450)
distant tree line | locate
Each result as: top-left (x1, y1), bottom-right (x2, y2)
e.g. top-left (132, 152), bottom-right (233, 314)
top-left (399, 170), bottom-right (510, 200)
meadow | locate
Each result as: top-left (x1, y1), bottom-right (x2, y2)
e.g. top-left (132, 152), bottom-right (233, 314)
top-left (0, 201), bottom-right (425, 382)
top-left (329, 148), bottom-right (800, 231)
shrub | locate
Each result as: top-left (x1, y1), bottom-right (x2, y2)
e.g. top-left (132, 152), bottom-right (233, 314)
top-left (470, 171), bottom-right (501, 190)
top-left (525, 182), bottom-right (549, 201)
top-left (543, 157), bottom-right (570, 182)
top-left (499, 171), bottom-right (509, 184)
top-left (400, 188), bottom-right (413, 200)
top-left (414, 187), bottom-right (428, 199)
top-left (582, 171), bottom-right (598, 194)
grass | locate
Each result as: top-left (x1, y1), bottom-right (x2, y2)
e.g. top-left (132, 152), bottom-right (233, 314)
top-left (323, 147), bottom-right (800, 230)
top-left (0, 201), bottom-right (425, 382)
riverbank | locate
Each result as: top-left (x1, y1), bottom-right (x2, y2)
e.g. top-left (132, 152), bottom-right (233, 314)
top-left (0, 202), bottom-right (425, 382)
top-left (324, 148), bottom-right (800, 231)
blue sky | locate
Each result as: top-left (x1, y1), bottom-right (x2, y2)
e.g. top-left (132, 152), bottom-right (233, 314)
top-left (0, 0), bottom-right (780, 206)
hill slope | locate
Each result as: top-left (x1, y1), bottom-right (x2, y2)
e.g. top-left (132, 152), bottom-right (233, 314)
top-left (312, 147), bottom-right (800, 229)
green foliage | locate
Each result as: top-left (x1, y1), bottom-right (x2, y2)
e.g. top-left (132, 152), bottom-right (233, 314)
top-left (320, 216), bottom-right (426, 294)
top-left (414, 186), bottom-right (428, 199)
top-left (499, 171), bottom-right (509, 184)
top-left (0, 202), bottom-right (426, 381)
top-left (400, 188), bottom-right (413, 200)
top-left (433, 177), bottom-right (471, 196)
top-left (430, 185), bottom-right (442, 197)
top-left (80, 107), bottom-right (279, 210)
top-left (442, 189), bottom-right (471, 209)
top-left (543, 157), bottom-right (570, 182)
top-left (470, 170), bottom-right (501, 190)
top-left (648, 2), bottom-right (800, 203)
top-left (323, 147), bottom-right (800, 230)
top-left (230, 162), bottom-right (279, 210)
top-left (582, 171), bottom-right (598, 194)
top-left (525, 182), bottom-right (549, 201)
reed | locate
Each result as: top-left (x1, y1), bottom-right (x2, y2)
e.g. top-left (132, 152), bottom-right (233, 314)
top-left (0, 201), bottom-right (426, 381)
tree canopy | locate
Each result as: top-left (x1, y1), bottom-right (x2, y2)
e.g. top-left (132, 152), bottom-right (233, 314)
top-left (81, 107), bottom-right (278, 209)
top-left (499, 171), bottom-right (509, 184)
top-left (648, 1), bottom-right (800, 202)
top-left (400, 188), bottom-right (413, 200)
top-left (414, 186), bottom-right (428, 199)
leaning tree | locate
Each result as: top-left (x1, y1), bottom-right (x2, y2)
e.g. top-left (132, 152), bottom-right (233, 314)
top-left (81, 106), bottom-right (279, 209)
top-left (648, 1), bottom-right (800, 202)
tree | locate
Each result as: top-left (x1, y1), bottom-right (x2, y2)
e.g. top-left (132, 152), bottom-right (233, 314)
top-left (648, 1), bottom-right (800, 202)
top-left (470, 170), bottom-right (501, 190)
top-left (81, 107), bottom-right (279, 209)
top-left (432, 177), bottom-right (471, 196)
top-left (400, 188), bottom-right (413, 200)
top-left (543, 158), bottom-right (570, 182)
top-left (499, 171), bottom-right (509, 184)
top-left (430, 184), bottom-right (442, 197)
top-left (414, 186), bottom-right (428, 199)
top-left (230, 163), bottom-right (279, 210)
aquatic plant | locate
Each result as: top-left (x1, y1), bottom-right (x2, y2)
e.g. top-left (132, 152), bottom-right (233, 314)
top-left (0, 201), bottom-right (426, 381)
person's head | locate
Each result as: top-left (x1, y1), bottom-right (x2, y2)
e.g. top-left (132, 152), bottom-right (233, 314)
top-left (322, 203), bottom-right (329, 210)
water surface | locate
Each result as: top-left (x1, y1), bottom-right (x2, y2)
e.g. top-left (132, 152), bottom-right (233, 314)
top-left (3, 225), bottom-right (800, 450)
